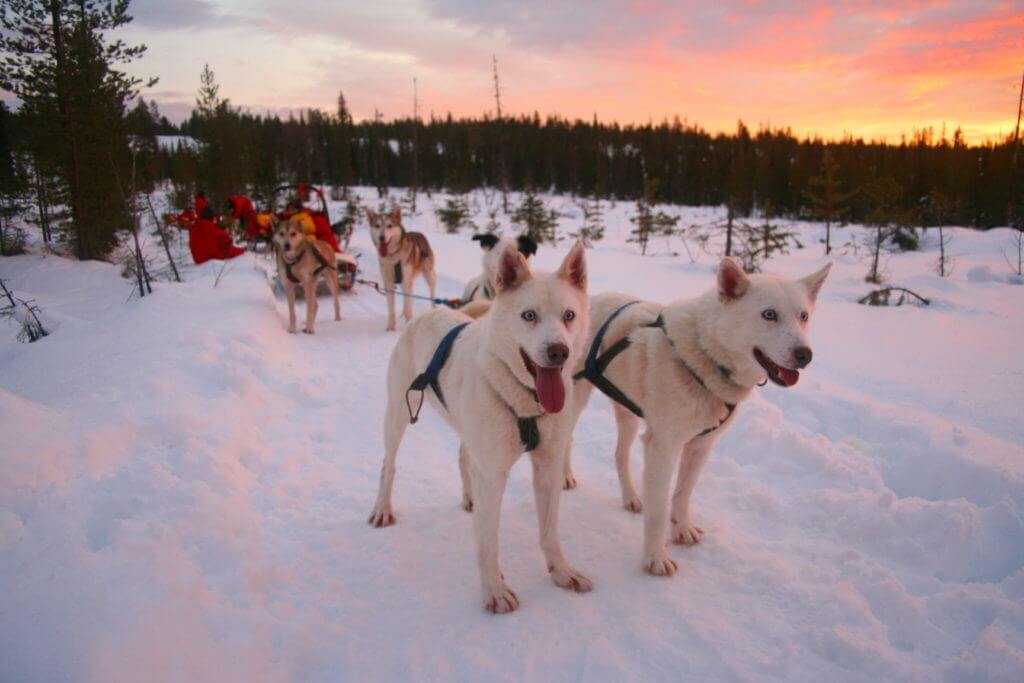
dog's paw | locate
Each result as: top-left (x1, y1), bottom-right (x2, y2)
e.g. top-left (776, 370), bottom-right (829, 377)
top-left (288, 325), bottom-right (297, 334)
top-left (385, 324), bottom-right (397, 332)
top-left (368, 505), bottom-right (395, 528)
top-left (302, 327), bottom-right (314, 335)
top-left (643, 553), bottom-right (678, 577)
top-left (462, 496), bottom-right (473, 512)
top-left (563, 474), bottom-right (577, 490)
top-left (549, 565), bottom-right (593, 593)
top-left (623, 495), bottom-right (643, 513)
top-left (483, 584), bottom-right (520, 614)
top-left (671, 520), bottom-right (704, 546)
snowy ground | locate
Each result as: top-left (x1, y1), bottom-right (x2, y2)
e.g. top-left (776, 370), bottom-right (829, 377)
top-left (2, 189), bottom-right (1023, 682)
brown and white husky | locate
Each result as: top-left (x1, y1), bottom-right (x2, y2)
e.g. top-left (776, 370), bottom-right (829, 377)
top-left (366, 207), bottom-right (438, 331)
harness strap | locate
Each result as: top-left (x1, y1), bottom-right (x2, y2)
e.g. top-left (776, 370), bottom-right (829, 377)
top-left (393, 261), bottom-right (403, 285)
top-left (405, 322), bottom-right (469, 423)
top-left (311, 243), bottom-right (336, 278)
top-left (406, 322), bottom-right (545, 451)
top-left (645, 314), bottom-right (736, 437)
top-left (575, 304), bottom-right (737, 437)
top-left (282, 245), bottom-right (306, 284)
top-left (573, 300), bottom-right (646, 417)
top-left (283, 242), bottom-right (337, 283)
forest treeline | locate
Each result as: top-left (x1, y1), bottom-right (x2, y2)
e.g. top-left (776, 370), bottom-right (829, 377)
top-left (135, 88), bottom-right (1023, 231)
top-left (0, 1), bottom-right (1021, 263)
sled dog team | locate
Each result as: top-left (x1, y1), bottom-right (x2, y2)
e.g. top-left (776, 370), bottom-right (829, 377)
top-left (274, 205), bottom-right (831, 613)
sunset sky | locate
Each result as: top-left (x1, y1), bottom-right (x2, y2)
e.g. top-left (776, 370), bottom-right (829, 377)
top-left (116, 0), bottom-right (1022, 144)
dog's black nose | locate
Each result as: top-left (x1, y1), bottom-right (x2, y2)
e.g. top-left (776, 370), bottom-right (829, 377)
top-left (546, 343), bottom-right (570, 366)
top-left (793, 346), bottom-right (813, 368)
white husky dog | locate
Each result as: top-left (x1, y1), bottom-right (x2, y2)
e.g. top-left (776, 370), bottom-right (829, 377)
top-left (564, 257), bottom-right (830, 575)
top-left (369, 241), bottom-right (592, 613)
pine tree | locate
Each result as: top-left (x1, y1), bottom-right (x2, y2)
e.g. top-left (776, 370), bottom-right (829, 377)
top-left (191, 65), bottom-right (250, 207)
top-left (0, 103), bottom-right (29, 255)
top-left (512, 188), bottom-right (558, 243)
top-left (0, 0), bottom-right (153, 260)
top-left (804, 150), bottom-right (853, 255)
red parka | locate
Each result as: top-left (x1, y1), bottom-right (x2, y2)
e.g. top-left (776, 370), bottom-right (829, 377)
top-left (227, 195), bottom-right (259, 238)
top-left (188, 217), bottom-right (245, 265)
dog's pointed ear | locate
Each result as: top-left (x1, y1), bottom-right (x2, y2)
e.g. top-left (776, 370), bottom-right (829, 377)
top-left (800, 262), bottom-right (832, 303)
top-left (496, 243), bottom-right (531, 293)
top-left (364, 208), bottom-right (376, 223)
top-left (516, 234), bottom-right (538, 259)
top-left (717, 257), bottom-right (750, 301)
top-left (556, 239), bottom-right (587, 292)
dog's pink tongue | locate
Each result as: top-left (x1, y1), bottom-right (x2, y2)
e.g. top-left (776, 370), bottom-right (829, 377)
top-left (378, 241), bottom-right (388, 257)
top-left (779, 368), bottom-right (800, 386)
top-left (535, 366), bottom-right (566, 413)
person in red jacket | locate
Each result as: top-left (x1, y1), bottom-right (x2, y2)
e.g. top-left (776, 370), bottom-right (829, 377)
top-left (188, 207), bottom-right (245, 265)
top-left (195, 192), bottom-right (209, 216)
top-left (226, 194), bottom-right (259, 239)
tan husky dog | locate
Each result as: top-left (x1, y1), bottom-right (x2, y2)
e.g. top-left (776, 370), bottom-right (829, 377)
top-left (369, 241), bottom-right (592, 614)
top-left (564, 257), bottom-right (830, 575)
top-left (272, 216), bottom-right (340, 334)
top-left (366, 207), bottom-right (438, 331)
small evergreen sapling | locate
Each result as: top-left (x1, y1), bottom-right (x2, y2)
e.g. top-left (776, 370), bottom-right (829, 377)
top-left (628, 177), bottom-right (678, 255)
top-left (436, 193), bottom-right (475, 233)
top-left (512, 188), bottom-right (559, 243)
top-left (734, 202), bottom-right (801, 272)
top-left (571, 192), bottom-right (605, 247)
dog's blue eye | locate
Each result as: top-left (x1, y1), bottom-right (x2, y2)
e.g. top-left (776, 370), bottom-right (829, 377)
top-left (563, 310), bottom-right (575, 322)
top-left (800, 311), bottom-right (809, 322)
top-left (762, 309), bottom-right (778, 321)
top-left (521, 310), bottom-right (536, 322)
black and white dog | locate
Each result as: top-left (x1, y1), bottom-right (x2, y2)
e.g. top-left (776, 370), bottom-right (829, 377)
top-left (461, 234), bottom-right (539, 304)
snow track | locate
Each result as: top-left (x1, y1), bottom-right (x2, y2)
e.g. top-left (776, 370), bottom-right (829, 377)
top-left (2, 194), bottom-right (1023, 681)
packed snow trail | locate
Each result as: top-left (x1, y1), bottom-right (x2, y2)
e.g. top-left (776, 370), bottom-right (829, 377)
top-left (2, 196), bottom-right (1023, 682)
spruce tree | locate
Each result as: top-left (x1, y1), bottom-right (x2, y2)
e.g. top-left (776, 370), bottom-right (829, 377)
top-left (804, 150), bottom-right (853, 255)
top-left (0, 103), bottom-right (29, 255)
top-left (0, 0), bottom-right (152, 260)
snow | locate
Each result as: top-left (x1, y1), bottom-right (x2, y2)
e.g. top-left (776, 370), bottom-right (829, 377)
top-left (155, 135), bottom-right (200, 152)
top-left (2, 190), bottom-right (1023, 682)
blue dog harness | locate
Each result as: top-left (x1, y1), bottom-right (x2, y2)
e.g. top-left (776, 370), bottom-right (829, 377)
top-left (406, 322), bottom-right (544, 451)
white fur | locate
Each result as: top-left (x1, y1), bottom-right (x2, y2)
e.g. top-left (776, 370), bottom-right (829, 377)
top-left (563, 258), bottom-right (831, 574)
top-left (370, 241), bottom-right (592, 613)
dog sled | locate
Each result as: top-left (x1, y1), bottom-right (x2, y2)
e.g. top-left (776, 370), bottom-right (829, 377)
top-left (265, 183), bottom-right (361, 297)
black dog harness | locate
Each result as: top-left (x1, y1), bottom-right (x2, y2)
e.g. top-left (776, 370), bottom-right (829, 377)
top-left (282, 243), bottom-right (336, 284)
top-left (406, 323), bottom-right (544, 451)
top-left (573, 301), bottom-right (737, 438)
